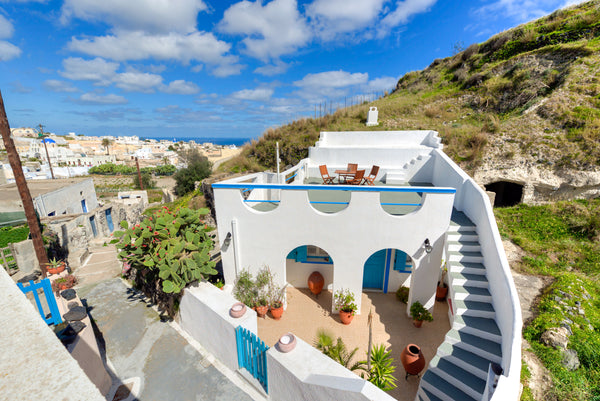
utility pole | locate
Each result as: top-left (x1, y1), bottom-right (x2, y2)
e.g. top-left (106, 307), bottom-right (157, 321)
top-left (38, 124), bottom-right (54, 179)
top-left (135, 157), bottom-right (143, 190)
top-left (0, 91), bottom-right (48, 276)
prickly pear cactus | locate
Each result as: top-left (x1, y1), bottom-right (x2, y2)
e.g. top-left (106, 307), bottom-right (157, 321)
top-left (112, 206), bottom-right (217, 295)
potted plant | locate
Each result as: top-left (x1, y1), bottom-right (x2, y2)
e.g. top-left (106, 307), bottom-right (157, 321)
top-left (269, 282), bottom-right (287, 320)
top-left (334, 288), bottom-right (358, 325)
top-left (214, 279), bottom-right (224, 290)
top-left (52, 274), bottom-right (77, 292)
top-left (46, 257), bottom-right (66, 275)
top-left (255, 296), bottom-right (269, 318)
top-left (436, 261), bottom-right (448, 301)
top-left (410, 301), bottom-right (433, 328)
top-left (396, 286), bottom-right (409, 304)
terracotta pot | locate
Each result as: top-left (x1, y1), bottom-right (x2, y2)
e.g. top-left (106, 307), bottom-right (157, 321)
top-left (339, 310), bottom-right (354, 325)
top-left (436, 282), bottom-right (448, 302)
top-left (270, 305), bottom-right (284, 320)
top-left (413, 319), bottom-right (423, 328)
top-left (277, 333), bottom-right (297, 353)
top-left (229, 302), bottom-right (246, 318)
top-left (47, 263), bottom-right (66, 275)
top-left (256, 305), bottom-right (269, 318)
top-left (400, 344), bottom-right (426, 377)
top-left (308, 271), bottom-right (324, 295)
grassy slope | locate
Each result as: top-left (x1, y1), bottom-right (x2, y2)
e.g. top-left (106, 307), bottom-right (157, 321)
top-left (222, 0), bottom-right (600, 175)
top-left (495, 200), bottom-right (600, 400)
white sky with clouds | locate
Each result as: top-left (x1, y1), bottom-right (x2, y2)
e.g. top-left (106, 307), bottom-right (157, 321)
top-left (0, 0), bottom-right (586, 140)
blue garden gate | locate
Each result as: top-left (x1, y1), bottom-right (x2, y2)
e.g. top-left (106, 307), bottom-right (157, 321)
top-left (17, 278), bottom-right (62, 326)
top-left (235, 326), bottom-right (269, 393)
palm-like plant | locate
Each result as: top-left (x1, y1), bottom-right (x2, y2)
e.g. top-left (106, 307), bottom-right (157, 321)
top-left (314, 329), bottom-right (363, 371)
top-left (101, 138), bottom-right (112, 155)
top-left (359, 344), bottom-right (397, 391)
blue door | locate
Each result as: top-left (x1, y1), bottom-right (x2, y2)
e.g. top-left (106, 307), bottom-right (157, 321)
top-left (105, 209), bottom-right (114, 232)
top-left (81, 199), bottom-right (87, 213)
top-left (89, 216), bottom-right (98, 237)
top-left (363, 249), bottom-right (387, 290)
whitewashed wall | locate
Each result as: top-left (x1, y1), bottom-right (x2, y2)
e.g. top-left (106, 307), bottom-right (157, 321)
top-left (179, 282), bottom-right (258, 373)
top-left (214, 183), bottom-right (455, 314)
top-left (268, 337), bottom-right (396, 401)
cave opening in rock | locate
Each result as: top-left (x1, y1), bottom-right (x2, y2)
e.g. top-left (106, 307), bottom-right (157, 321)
top-left (485, 181), bottom-right (524, 207)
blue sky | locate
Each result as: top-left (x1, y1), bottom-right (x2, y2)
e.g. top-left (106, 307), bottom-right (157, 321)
top-left (0, 0), bottom-right (583, 140)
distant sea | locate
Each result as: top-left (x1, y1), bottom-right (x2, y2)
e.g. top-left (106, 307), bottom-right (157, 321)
top-left (148, 136), bottom-right (253, 147)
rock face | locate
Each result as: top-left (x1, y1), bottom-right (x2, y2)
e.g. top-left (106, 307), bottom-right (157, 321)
top-left (474, 158), bottom-right (600, 205)
top-left (540, 327), bottom-right (570, 349)
top-left (561, 349), bottom-right (580, 371)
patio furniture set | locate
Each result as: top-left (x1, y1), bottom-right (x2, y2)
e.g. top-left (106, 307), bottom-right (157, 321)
top-left (319, 164), bottom-right (379, 185)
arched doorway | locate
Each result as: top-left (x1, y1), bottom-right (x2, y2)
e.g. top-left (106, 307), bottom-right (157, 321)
top-left (363, 249), bottom-right (412, 293)
top-left (286, 245), bottom-right (333, 290)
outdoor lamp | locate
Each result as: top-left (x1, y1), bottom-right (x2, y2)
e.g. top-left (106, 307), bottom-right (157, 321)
top-left (424, 238), bottom-right (433, 254)
top-left (222, 232), bottom-right (232, 250)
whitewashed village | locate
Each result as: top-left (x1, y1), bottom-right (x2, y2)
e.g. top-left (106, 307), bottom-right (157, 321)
top-left (2, 2), bottom-right (600, 401)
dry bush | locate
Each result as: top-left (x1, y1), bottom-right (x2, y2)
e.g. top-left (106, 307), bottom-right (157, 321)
top-left (462, 73), bottom-right (487, 89)
top-left (480, 31), bottom-right (512, 54)
top-left (424, 104), bottom-right (442, 118)
top-left (462, 43), bottom-right (480, 60)
top-left (482, 114), bottom-right (500, 133)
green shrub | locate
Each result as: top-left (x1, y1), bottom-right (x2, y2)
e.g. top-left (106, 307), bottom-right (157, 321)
top-left (396, 286), bottom-right (409, 303)
top-left (112, 206), bottom-right (216, 316)
top-left (0, 226), bottom-right (29, 248)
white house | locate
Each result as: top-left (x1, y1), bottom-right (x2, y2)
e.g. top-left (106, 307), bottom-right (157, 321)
top-left (212, 130), bottom-right (522, 401)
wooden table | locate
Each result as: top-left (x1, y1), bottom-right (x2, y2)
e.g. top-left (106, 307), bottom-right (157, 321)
top-left (335, 170), bottom-right (355, 183)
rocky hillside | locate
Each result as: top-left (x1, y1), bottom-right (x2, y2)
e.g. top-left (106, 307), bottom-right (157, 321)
top-left (222, 0), bottom-right (600, 203)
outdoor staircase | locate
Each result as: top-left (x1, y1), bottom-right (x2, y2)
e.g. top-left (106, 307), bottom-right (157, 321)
top-left (416, 210), bottom-right (502, 401)
top-left (385, 154), bottom-right (431, 184)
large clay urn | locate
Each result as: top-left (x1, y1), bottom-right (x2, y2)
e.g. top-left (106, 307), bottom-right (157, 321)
top-left (307, 271), bottom-right (324, 295)
top-left (400, 344), bottom-right (426, 378)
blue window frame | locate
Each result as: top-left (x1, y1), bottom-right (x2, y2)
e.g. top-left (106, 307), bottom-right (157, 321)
top-left (287, 246), bottom-right (332, 264)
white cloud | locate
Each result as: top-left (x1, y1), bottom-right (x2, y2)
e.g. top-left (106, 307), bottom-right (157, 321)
top-left (473, 0), bottom-right (577, 23)
top-left (0, 15), bottom-right (21, 61)
top-left (211, 63), bottom-right (244, 77)
top-left (219, 0), bottom-right (310, 61)
top-left (378, 0), bottom-right (437, 37)
top-left (294, 70), bottom-right (369, 100)
top-left (77, 92), bottom-right (128, 104)
top-left (231, 88), bottom-right (274, 101)
top-left (254, 60), bottom-right (290, 76)
top-left (60, 0), bottom-right (207, 34)
top-left (366, 76), bottom-right (398, 91)
top-left (113, 71), bottom-right (163, 92)
top-left (0, 41), bottom-right (21, 61)
top-left (60, 57), bottom-right (119, 85)
top-left (160, 80), bottom-right (200, 95)
top-left (307, 0), bottom-right (386, 39)
top-left (67, 31), bottom-right (242, 76)
top-left (43, 79), bottom-right (79, 93)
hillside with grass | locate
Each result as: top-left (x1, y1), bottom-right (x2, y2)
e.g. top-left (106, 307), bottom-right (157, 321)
top-left (222, 0), bottom-right (600, 200)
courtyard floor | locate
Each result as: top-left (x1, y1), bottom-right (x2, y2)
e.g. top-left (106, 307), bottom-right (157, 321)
top-left (257, 287), bottom-right (450, 401)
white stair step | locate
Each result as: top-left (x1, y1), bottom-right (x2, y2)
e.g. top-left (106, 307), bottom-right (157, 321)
top-left (420, 370), bottom-right (478, 401)
top-left (448, 261), bottom-right (486, 275)
top-left (436, 342), bottom-right (491, 380)
top-left (446, 232), bottom-right (479, 242)
top-left (453, 315), bottom-right (502, 343)
top-left (454, 299), bottom-right (495, 318)
top-left (450, 272), bottom-right (489, 288)
top-left (429, 356), bottom-right (486, 400)
top-left (452, 285), bottom-right (492, 302)
top-left (447, 240), bottom-right (481, 253)
top-left (445, 329), bottom-right (502, 364)
top-left (448, 251), bottom-right (483, 263)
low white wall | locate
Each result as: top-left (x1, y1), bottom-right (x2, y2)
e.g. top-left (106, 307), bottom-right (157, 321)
top-left (268, 336), bottom-right (396, 401)
top-left (0, 268), bottom-right (105, 400)
top-left (316, 130), bottom-right (440, 148)
top-left (180, 282), bottom-right (258, 373)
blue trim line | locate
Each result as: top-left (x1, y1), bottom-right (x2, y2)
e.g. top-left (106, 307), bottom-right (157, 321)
top-left (244, 200), bottom-right (281, 203)
top-left (286, 172), bottom-right (298, 181)
top-left (381, 202), bottom-right (421, 206)
top-left (308, 201), bottom-right (350, 205)
top-left (212, 182), bottom-right (456, 194)
top-left (383, 249), bottom-right (392, 294)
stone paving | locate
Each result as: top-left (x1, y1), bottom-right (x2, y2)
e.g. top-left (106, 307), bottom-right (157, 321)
top-left (75, 241), bottom-right (256, 401)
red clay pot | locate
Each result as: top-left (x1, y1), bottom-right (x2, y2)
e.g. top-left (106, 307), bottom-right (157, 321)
top-left (308, 271), bottom-right (324, 296)
top-left (255, 305), bottom-right (268, 318)
top-left (413, 319), bottom-right (423, 328)
top-left (270, 305), bottom-right (284, 320)
top-left (46, 263), bottom-right (66, 275)
top-left (339, 310), bottom-right (354, 325)
top-left (436, 282), bottom-right (448, 301)
top-left (400, 344), bottom-right (426, 377)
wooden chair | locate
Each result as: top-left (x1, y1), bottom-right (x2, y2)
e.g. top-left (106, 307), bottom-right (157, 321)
top-left (347, 170), bottom-right (365, 185)
top-left (363, 165), bottom-right (380, 185)
top-left (319, 165), bottom-right (335, 184)
top-left (347, 163), bottom-right (358, 174)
